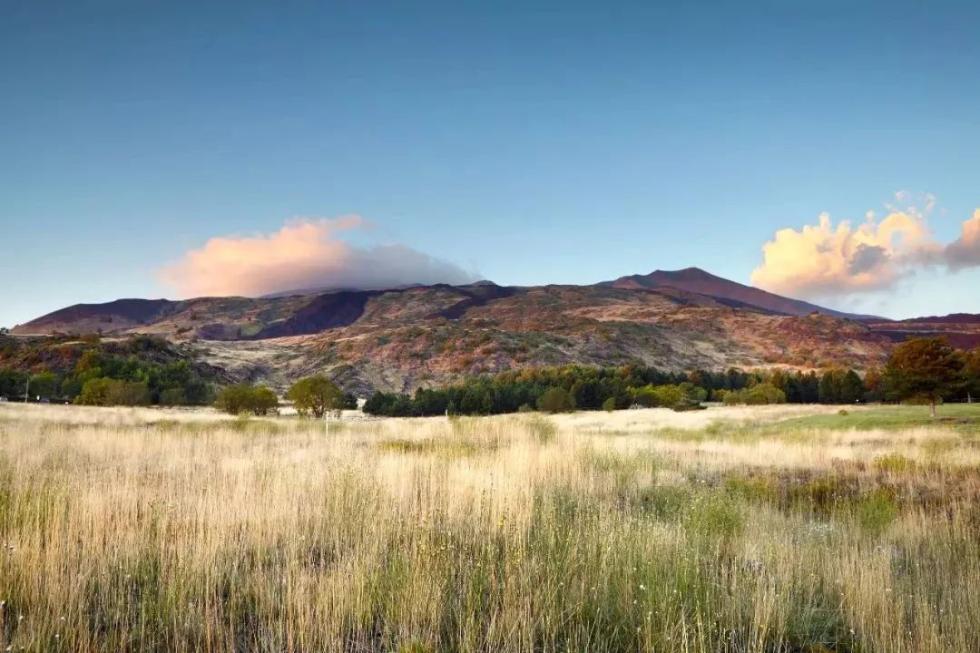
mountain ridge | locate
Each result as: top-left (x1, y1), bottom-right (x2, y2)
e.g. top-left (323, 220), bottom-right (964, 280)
top-left (9, 268), bottom-right (977, 394)
top-left (12, 267), bottom-right (885, 336)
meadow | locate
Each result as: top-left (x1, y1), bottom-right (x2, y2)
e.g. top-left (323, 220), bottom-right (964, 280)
top-left (0, 402), bottom-right (978, 652)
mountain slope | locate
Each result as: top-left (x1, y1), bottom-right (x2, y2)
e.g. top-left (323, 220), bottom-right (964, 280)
top-left (16, 298), bottom-right (179, 335)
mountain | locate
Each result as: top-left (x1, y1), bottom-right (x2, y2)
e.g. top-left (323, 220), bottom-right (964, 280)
top-left (10, 268), bottom-right (974, 394)
top-left (603, 267), bottom-right (876, 319)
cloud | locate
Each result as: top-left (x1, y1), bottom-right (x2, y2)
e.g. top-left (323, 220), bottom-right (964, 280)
top-left (159, 216), bottom-right (478, 298)
top-left (751, 194), bottom-right (978, 299)
top-left (945, 210), bottom-right (980, 269)
top-left (847, 244), bottom-right (889, 275)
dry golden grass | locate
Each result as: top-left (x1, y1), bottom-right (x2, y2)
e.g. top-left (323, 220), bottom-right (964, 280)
top-left (0, 402), bottom-right (978, 651)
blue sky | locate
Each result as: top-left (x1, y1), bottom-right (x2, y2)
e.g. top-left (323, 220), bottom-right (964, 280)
top-left (2, 0), bottom-right (980, 327)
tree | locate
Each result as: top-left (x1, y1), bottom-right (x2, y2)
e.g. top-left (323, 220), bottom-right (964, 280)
top-left (884, 338), bottom-right (964, 417)
top-left (536, 387), bottom-right (575, 413)
top-left (818, 370), bottom-right (841, 404)
top-left (215, 385), bottom-right (252, 415)
top-left (76, 378), bottom-right (113, 406)
top-left (0, 368), bottom-right (26, 398)
top-left (287, 375), bottom-right (345, 418)
top-left (863, 367), bottom-right (884, 402)
top-left (651, 385), bottom-right (685, 409)
top-left (29, 371), bottom-right (59, 400)
top-left (963, 348), bottom-right (980, 403)
top-left (250, 386), bottom-right (280, 416)
top-left (839, 370), bottom-right (865, 404)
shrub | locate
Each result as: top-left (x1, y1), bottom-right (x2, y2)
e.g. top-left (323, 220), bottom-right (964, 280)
top-left (633, 484), bottom-right (692, 520)
top-left (215, 384), bottom-right (279, 416)
top-left (725, 475), bottom-right (778, 503)
top-left (602, 396), bottom-right (617, 412)
top-left (722, 382), bottom-right (786, 405)
top-left (159, 387), bottom-right (187, 406)
top-left (631, 384), bottom-right (680, 408)
top-left (789, 476), bottom-right (852, 515)
top-left (76, 378), bottom-right (151, 406)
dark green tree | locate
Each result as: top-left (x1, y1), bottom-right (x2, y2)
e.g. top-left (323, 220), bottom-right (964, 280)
top-left (818, 370), bottom-right (842, 404)
top-left (28, 371), bottom-right (59, 400)
top-left (536, 387), bottom-right (576, 413)
top-left (964, 348), bottom-right (980, 403)
top-left (884, 338), bottom-right (964, 417)
top-left (839, 370), bottom-right (865, 404)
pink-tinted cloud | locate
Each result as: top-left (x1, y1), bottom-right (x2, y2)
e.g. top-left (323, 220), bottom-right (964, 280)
top-left (159, 216), bottom-right (477, 298)
top-left (945, 210), bottom-right (980, 270)
top-left (751, 195), bottom-right (979, 299)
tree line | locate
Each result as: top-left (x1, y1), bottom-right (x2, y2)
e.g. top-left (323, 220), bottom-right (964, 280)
top-left (364, 339), bottom-right (980, 417)
top-left (4, 334), bottom-right (976, 417)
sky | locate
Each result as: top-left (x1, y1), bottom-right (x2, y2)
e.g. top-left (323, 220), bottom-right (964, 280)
top-left (2, 0), bottom-right (980, 327)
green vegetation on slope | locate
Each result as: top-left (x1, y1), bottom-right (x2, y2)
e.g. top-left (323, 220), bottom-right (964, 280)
top-left (0, 334), bottom-right (218, 406)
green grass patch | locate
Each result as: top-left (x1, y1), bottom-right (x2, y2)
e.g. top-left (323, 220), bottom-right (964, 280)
top-left (682, 492), bottom-right (744, 539)
top-left (767, 404), bottom-right (980, 433)
top-left (873, 453), bottom-right (918, 474)
top-left (376, 437), bottom-right (492, 458)
top-left (855, 489), bottom-right (899, 535)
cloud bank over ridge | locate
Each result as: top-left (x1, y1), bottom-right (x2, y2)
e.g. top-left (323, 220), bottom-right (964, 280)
top-left (159, 216), bottom-right (478, 298)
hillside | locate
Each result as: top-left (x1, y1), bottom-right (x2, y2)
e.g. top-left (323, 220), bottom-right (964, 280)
top-left (863, 314), bottom-right (980, 349)
top-left (10, 268), bottom-right (973, 394)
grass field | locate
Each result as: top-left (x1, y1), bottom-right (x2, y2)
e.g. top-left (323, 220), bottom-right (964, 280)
top-left (0, 402), bottom-right (979, 652)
